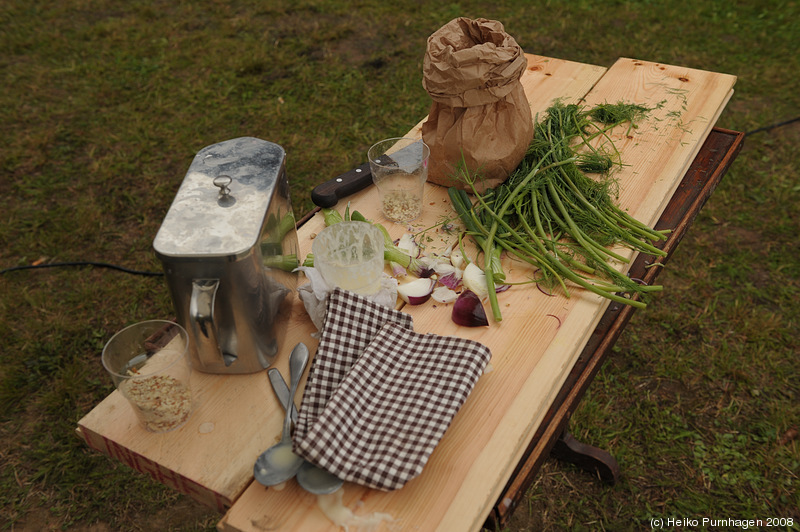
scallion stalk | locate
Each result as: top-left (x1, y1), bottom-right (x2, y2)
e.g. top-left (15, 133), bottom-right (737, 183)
top-left (447, 100), bottom-right (669, 320)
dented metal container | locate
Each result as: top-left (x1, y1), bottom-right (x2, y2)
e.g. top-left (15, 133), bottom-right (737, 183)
top-left (153, 137), bottom-right (298, 374)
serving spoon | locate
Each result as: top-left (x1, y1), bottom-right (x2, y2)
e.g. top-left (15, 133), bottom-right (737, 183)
top-left (253, 342), bottom-right (309, 487)
top-left (267, 368), bottom-right (344, 494)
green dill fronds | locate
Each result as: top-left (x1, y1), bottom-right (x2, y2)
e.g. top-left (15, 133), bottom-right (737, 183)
top-left (447, 99), bottom-right (669, 318)
top-left (589, 102), bottom-right (651, 125)
top-left (577, 152), bottom-right (615, 174)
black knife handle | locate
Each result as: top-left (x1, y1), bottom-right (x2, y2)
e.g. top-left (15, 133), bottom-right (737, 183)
top-left (311, 161), bottom-right (373, 208)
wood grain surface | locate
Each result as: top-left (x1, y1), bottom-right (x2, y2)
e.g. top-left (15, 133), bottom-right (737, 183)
top-left (77, 54), bottom-right (736, 531)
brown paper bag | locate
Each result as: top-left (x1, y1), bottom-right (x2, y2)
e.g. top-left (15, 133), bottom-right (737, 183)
top-left (421, 18), bottom-right (533, 193)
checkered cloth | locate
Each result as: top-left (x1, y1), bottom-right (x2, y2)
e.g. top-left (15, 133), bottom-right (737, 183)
top-left (294, 288), bottom-right (415, 442)
top-left (293, 288), bottom-right (492, 491)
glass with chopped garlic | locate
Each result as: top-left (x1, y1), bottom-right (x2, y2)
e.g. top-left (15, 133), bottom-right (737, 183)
top-left (368, 137), bottom-right (430, 223)
top-left (102, 320), bottom-right (194, 433)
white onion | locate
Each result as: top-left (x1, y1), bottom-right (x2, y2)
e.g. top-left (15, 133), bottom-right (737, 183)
top-left (431, 285), bottom-right (459, 304)
top-left (462, 262), bottom-right (488, 300)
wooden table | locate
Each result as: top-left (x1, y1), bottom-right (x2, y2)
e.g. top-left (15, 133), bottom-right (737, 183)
top-left (487, 125), bottom-right (743, 528)
top-left (77, 55), bottom-right (742, 531)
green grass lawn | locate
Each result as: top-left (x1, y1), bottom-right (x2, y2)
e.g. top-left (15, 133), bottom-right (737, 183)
top-left (1, 1), bottom-right (798, 530)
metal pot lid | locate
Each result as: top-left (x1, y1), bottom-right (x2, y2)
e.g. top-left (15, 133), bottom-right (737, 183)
top-left (153, 137), bottom-right (285, 259)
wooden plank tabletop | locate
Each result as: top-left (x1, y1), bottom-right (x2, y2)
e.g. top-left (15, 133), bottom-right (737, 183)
top-left (77, 54), bottom-right (737, 531)
top-left (218, 56), bottom-right (735, 531)
top-left (488, 126), bottom-right (745, 528)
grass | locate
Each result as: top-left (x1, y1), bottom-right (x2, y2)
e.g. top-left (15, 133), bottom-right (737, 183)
top-left (1, 0), bottom-right (798, 530)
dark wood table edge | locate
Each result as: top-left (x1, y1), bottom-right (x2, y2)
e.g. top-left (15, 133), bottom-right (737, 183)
top-left (485, 126), bottom-right (745, 529)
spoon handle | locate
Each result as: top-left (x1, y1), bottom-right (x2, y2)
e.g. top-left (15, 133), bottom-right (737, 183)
top-left (283, 343), bottom-right (310, 440)
top-left (289, 343), bottom-right (310, 389)
top-left (268, 368), bottom-right (298, 423)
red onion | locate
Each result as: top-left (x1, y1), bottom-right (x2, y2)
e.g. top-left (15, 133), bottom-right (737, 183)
top-left (452, 290), bottom-right (489, 327)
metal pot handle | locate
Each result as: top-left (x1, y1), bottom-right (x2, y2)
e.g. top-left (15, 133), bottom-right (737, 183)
top-left (190, 278), bottom-right (223, 368)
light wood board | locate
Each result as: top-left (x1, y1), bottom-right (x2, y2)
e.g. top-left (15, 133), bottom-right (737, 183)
top-left (77, 54), bottom-right (736, 530)
top-left (217, 56), bottom-right (735, 531)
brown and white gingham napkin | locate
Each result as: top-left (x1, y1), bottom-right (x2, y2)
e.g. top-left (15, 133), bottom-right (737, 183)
top-left (293, 289), bottom-right (492, 491)
top-left (294, 288), bottom-right (415, 442)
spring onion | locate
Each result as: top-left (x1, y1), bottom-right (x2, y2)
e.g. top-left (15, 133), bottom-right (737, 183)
top-left (449, 101), bottom-right (671, 322)
top-left (263, 254), bottom-right (300, 271)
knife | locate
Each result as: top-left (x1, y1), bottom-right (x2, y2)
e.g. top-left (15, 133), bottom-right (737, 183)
top-left (310, 161), bottom-right (373, 208)
top-left (310, 140), bottom-right (424, 208)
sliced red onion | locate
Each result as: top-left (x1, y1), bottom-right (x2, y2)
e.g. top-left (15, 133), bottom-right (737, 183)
top-left (438, 272), bottom-right (462, 290)
top-left (462, 262), bottom-right (489, 300)
top-left (450, 249), bottom-right (466, 270)
top-left (397, 233), bottom-right (419, 257)
top-left (452, 290), bottom-right (489, 327)
top-left (417, 265), bottom-right (435, 278)
top-left (537, 282), bottom-right (555, 297)
top-left (407, 257), bottom-right (435, 278)
top-left (397, 278), bottom-right (435, 305)
top-left (390, 261), bottom-right (407, 278)
top-left (546, 314), bottom-right (562, 328)
top-left (432, 260), bottom-right (457, 277)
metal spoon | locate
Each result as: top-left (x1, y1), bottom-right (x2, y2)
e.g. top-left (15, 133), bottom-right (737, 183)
top-left (267, 368), bottom-right (343, 494)
top-left (296, 460), bottom-right (343, 495)
top-left (268, 367), bottom-right (298, 424)
top-left (253, 342), bottom-right (309, 486)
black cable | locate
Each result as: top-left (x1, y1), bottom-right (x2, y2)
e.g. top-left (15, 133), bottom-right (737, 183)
top-left (2, 117), bottom-right (798, 279)
top-left (745, 116), bottom-right (800, 137)
top-left (0, 261), bottom-right (163, 277)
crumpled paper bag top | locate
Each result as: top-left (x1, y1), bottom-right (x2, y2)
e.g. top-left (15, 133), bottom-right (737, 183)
top-left (421, 17), bottom-right (534, 193)
top-left (422, 17), bottom-right (529, 108)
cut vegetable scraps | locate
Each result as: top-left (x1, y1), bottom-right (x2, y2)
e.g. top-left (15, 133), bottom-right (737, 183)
top-left (304, 206), bottom-right (491, 327)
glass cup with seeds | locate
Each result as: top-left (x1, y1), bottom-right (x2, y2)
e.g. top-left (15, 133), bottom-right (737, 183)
top-left (102, 320), bottom-right (194, 433)
top-left (368, 137), bottom-right (430, 223)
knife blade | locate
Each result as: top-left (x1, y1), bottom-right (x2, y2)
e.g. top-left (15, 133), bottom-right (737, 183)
top-left (310, 161), bottom-right (373, 208)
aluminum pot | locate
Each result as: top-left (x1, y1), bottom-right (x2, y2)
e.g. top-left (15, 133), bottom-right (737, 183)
top-left (153, 137), bottom-right (298, 374)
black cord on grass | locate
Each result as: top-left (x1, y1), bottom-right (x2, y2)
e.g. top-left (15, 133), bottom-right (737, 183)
top-left (0, 261), bottom-right (163, 277)
top-left (2, 118), bottom-right (798, 279)
top-left (745, 116), bottom-right (800, 137)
